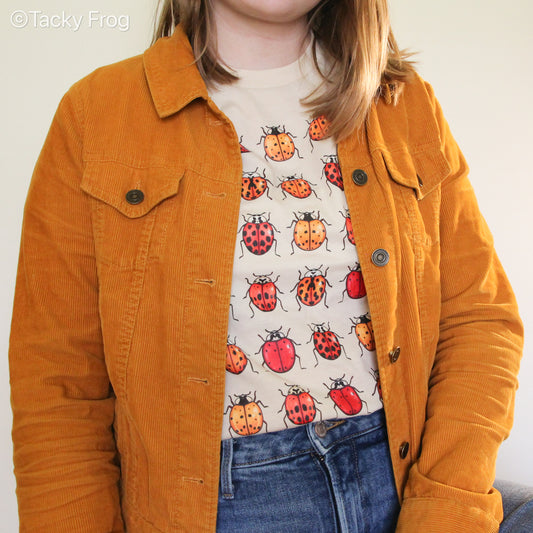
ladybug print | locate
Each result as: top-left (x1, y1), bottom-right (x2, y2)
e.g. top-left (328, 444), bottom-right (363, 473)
top-left (257, 327), bottom-right (303, 373)
top-left (288, 211), bottom-right (331, 254)
top-left (339, 263), bottom-right (367, 302)
top-left (279, 175), bottom-right (319, 200)
top-left (349, 312), bottom-right (376, 355)
top-left (339, 209), bottom-right (355, 248)
top-left (370, 368), bottom-right (383, 401)
top-left (225, 392), bottom-right (268, 437)
top-left (307, 114), bottom-right (330, 143)
top-left (238, 213), bottom-right (280, 258)
top-left (239, 136), bottom-right (250, 153)
top-left (259, 125), bottom-right (301, 162)
top-left (241, 169), bottom-right (272, 201)
top-left (279, 384), bottom-right (321, 427)
top-left (321, 155), bottom-right (344, 192)
top-left (324, 376), bottom-right (367, 416)
top-left (291, 265), bottom-right (331, 310)
top-left (226, 337), bottom-right (257, 375)
top-left (245, 273), bottom-right (286, 317)
top-left (229, 294), bottom-right (238, 322)
top-left (307, 323), bottom-right (349, 366)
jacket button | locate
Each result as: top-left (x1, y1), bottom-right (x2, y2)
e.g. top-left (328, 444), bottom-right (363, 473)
top-left (389, 346), bottom-right (401, 363)
top-left (371, 248), bottom-right (389, 266)
top-left (352, 169), bottom-right (368, 186)
top-left (399, 441), bottom-right (410, 459)
top-left (125, 189), bottom-right (144, 204)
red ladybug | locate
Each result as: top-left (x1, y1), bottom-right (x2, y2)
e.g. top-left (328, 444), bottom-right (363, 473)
top-left (279, 384), bottom-right (321, 427)
top-left (339, 263), bottom-right (366, 302)
top-left (370, 368), bottom-right (383, 401)
top-left (308, 322), bottom-right (349, 366)
top-left (239, 213), bottom-right (279, 258)
top-left (339, 209), bottom-right (355, 248)
top-left (257, 327), bottom-right (303, 373)
top-left (288, 211), bottom-right (330, 254)
top-left (245, 273), bottom-right (286, 317)
top-left (307, 323), bottom-right (348, 366)
top-left (259, 125), bottom-right (301, 162)
top-left (321, 155), bottom-right (343, 192)
top-left (225, 392), bottom-right (267, 436)
top-left (226, 337), bottom-right (257, 375)
top-left (279, 175), bottom-right (319, 200)
top-left (324, 376), bottom-right (367, 416)
top-left (307, 115), bottom-right (330, 142)
top-left (241, 169), bottom-right (272, 201)
top-left (291, 265), bottom-right (331, 310)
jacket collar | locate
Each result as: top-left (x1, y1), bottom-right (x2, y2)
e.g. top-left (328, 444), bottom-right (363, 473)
top-left (143, 25), bottom-right (208, 118)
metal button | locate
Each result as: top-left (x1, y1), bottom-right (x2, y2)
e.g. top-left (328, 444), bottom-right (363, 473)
top-left (389, 346), bottom-right (401, 363)
top-left (314, 421), bottom-right (328, 438)
top-left (399, 441), bottom-right (410, 459)
top-left (125, 189), bottom-right (144, 205)
top-left (371, 248), bottom-right (389, 266)
top-left (352, 169), bottom-right (368, 186)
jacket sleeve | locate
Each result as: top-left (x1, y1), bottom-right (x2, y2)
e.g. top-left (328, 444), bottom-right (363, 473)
top-left (395, 80), bottom-right (524, 532)
top-left (9, 82), bottom-right (125, 532)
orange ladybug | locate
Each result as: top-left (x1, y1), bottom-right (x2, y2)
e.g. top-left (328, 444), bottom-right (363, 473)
top-left (307, 114), bottom-right (330, 144)
top-left (241, 169), bottom-right (272, 201)
top-left (350, 313), bottom-right (376, 354)
top-left (259, 125), bottom-right (300, 162)
top-left (279, 175), bottom-right (319, 200)
top-left (226, 337), bottom-right (256, 375)
top-left (288, 211), bottom-right (330, 253)
top-left (225, 392), bottom-right (268, 437)
top-left (291, 265), bottom-right (331, 310)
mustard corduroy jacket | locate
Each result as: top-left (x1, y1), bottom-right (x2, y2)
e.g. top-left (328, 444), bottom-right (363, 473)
top-left (9, 26), bottom-right (523, 533)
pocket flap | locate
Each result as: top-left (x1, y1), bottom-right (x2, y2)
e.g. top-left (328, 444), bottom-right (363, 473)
top-left (81, 161), bottom-right (183, 218)
top-left (382, 145), bottom-right (451, 200)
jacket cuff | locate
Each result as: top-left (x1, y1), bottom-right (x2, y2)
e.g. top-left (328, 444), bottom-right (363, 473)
top-left (396, 497), bottom-right (500, 533)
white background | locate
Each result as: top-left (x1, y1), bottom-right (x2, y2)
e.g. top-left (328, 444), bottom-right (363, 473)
top-left (2, 0), bottom-right (532, 529)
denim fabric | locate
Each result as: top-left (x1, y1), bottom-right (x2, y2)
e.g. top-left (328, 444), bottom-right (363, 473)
top-left (216, 409), bottom-right (399, 533)
top-left (496, 479), bottom-right (533, 533)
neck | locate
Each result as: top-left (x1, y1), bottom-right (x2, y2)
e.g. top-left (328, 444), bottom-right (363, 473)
top-left (211, 6), bottom-right (311, 70)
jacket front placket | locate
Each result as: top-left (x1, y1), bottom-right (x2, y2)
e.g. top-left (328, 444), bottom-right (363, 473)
top-left (338, 114), bottom-right (412, 495)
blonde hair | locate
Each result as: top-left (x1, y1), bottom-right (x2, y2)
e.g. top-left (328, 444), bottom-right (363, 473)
top-left (152, 0), bottom-right (416, 141)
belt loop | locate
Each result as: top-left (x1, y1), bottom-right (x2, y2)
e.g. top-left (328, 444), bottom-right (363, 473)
top-left (220, 439), bottom-right (234, 500)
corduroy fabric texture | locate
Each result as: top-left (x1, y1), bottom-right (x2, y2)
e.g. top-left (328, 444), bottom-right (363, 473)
top-left (9, 25), bottom-right (523, 532)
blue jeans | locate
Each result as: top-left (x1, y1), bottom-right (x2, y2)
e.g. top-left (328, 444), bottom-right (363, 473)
top-left (216, 409), bottom-right (533, 532)
top-left (216, 409), bottom-right (399, 532)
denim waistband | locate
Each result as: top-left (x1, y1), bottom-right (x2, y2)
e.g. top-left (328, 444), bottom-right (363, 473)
top-left (223, 409), bottom-right (386, 466)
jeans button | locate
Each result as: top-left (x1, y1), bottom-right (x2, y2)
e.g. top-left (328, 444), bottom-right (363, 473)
top-left (314, 421), bottom-right (328, 438)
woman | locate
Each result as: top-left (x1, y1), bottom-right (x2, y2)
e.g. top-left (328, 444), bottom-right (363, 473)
top-left (9, 1), bottom-right (533, 531)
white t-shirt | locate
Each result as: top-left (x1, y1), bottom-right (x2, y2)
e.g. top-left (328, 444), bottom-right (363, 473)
top-left (209, 44), bottom-right (382, 440)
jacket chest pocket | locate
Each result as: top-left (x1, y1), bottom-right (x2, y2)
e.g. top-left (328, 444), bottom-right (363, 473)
top-left (382, 148), bottom-right (450, 247)
top-left (81, 160), bottom-right (183, 269)
top-left (381, 147), bottom-right (451, 348)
